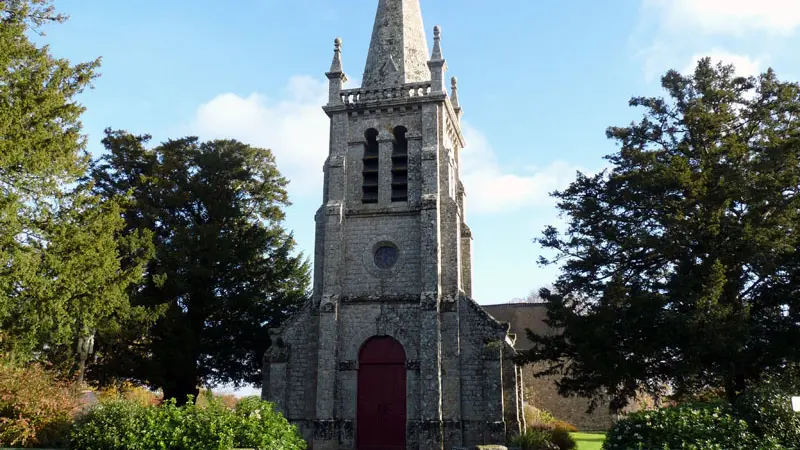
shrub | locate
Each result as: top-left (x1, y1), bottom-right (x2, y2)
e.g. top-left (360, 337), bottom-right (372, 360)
top-left (518, 404), bottom-right (577, 450)
top-left (510, 428), bottom-right (559, 450)
top-left (734, 368), bottom-right (800, 448)
top-left (0, 362), bottom-right (81, 447)
top-left (602, 403), bottom-right (780, 450)
top-left (524, 405), bottom-right (556, 428)
top-left (97, 381), bottom-right (161, 406)
top-left (510, 426), bottom-right (576, 450)
top-left (233, 397), bottom-right (306, 450)
top-left (68, 399), bottom-right (171, 450)
top-left (553, 419), bottom-right (578, 432)
top-left (550, 428), bottom-right (576, 450)
top-left (69, 396), bottom-right (306, 450)
top-left (165, 397), bottom-right (238, 450)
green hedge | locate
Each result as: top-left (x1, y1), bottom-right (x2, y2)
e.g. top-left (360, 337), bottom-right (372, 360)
top-left (68, 396), bottom-right (305, 450)
top-left (602, 403), bottom-right (781, 450)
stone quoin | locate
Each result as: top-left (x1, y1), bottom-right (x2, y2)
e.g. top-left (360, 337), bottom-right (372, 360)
top-left (262, 1), bottom-right (525, 449)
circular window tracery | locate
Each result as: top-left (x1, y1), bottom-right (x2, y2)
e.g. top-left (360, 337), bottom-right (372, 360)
top-left (373, 244), bottom-right (399, 269)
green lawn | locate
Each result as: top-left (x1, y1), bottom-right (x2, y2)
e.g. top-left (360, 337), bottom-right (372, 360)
top-left (571, 432), bottom-right (606, 450)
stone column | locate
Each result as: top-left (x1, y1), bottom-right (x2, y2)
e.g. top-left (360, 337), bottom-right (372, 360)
top-left (314, 138), bottom-right (346, 449)
top-left (441, 302), bottom-right (462, 449)
top-left (418, 298), bottom-right (443, 450)
top-left (262, 337), bottom-right (289, 414)
top-left (460, 224), bottom-right (473, 298)
top-left (483, 341), bottom-right (506, 444)
top-left (418, 101), bottom-right (443, 449)
top-left (313, 294), bottom-right (340, 450)
top-left (378, 129), bottom-right (394, 206)
top-left (336, 360), bottom-right (357, 449)
top-left (502, 342), bottom-right (522, 440)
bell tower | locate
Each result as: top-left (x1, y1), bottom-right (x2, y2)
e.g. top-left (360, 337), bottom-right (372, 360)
top-left (264, 2), bottom-right (523, 449)
top-left (315, 0), bottom-right (471, 311)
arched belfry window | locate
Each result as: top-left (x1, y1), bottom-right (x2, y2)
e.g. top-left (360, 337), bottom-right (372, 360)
top-left (391, 126), bottom-right (408, 202)
top-left (362, 129), bottom-right (379, 204)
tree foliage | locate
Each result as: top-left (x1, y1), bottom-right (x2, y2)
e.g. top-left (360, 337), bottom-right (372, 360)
top-left (519, 59), bottom-right (800, 410)
top-left (90, 130), bottom-right (310, 402)
top-left (0, 0), bottom-right (154, 378)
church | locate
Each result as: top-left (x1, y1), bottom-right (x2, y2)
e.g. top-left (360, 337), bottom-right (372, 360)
top-left (262, 1), bottom-right (524, 448)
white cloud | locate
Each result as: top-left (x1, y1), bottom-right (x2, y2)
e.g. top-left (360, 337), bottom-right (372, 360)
top-left (189, 76), bottom-right (330, 197)
top-left (683, 49), bottom-right (763, 76)
top-left (460, 124), bottom-right (584, 214)
top-left (648, 0), bottom-right (800, 35)
top-left (634, 0), bottom-right (778, 82)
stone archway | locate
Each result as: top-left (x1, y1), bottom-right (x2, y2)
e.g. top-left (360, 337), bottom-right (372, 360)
top-left (356, 336), bottom-right (407, 450)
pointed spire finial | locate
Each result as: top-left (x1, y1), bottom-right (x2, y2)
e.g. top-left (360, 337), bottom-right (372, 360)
top-left (326, 37), bottom-right (347, 105)
top-left (329, 37), bottom-right (344, 74)
top-left (451, 76), bottom-right (461, 111)
top-left (428, 25), bottom-right (447, 92)
top-left (431, 25), bottom-right (443, 61)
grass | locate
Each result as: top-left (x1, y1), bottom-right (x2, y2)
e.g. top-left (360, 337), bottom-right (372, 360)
top-left (571, 432), bottom-right (606, 450)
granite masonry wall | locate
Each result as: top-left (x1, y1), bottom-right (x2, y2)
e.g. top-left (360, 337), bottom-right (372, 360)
top-left (264, 295), bottom-right (524, 450)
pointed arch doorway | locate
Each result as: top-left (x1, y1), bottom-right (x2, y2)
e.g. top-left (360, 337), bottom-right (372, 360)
top-left (356, 336), bottom-right (407, 450)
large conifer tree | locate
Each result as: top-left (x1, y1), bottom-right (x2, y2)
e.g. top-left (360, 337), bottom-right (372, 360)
top-left (91, 131), bottom-right (310, 402)
top-left (520, 59), bottom-right (800, 409)
top-left (0, 0), bottom-right (154, 382)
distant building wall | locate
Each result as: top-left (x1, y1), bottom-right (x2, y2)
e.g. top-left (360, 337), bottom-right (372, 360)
top-left (483, 303), bottom-right (647, 431)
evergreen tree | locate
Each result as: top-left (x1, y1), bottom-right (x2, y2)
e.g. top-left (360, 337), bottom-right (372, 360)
top-left (91, 130), bottom-right (310, 402)
top-left (0, 0), bottom-right (154, 382)
top-left (519, 59), bottom-right (800, 410)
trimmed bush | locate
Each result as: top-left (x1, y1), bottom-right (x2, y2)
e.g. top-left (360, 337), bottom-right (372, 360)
top-left (69, 396), bottom-right (305, 450)
top-left (164, 398), bottom-right (237, 450)
top-left (510, 429), bottom-right (559, 450)
top-left (734, 369), bottom-right (800, 448)
top-left (517, 405), bottom-right (577, 450)
top-left (511, 426), bottom-right (576, 450)
top-left (69, 399), bottom-right (170, 450)
top-left (549, 428), bottom-right (576, 450)
top-left (602, 403), bottom-right (780, 450)
top-left (0, 362), bottom-right (81, 447)
top-left (553, 419), bottom-right (578, 433)
top-left (233, 397), bottom-right (307, 450)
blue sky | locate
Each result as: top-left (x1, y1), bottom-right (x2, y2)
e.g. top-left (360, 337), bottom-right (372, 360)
top-left (48, 0), bottom-right (800, 305)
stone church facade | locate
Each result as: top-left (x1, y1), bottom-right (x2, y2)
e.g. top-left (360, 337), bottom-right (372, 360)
top-left (262, 1), bottom-right (524, 449)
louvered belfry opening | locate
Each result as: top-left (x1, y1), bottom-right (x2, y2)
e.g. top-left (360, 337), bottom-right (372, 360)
top-left (362, 128), bottom-right (380, 204)
top-left (391, 126), bottom-right (409, 202)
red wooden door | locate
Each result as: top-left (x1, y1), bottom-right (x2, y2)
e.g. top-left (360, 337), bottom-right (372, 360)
top-left (357, 337), bottom-right (407, 450)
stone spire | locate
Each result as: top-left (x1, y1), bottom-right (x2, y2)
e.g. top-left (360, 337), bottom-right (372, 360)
top-left (451, 76), bottom-right (462, 114)
top-left (329, 37), bottom-right (344, 74)
top-left (326, 37), bottom-right (347, 105)
top-left (428, 25), bottom-right (447, 93)
top-left (430, 24), bottom-right (443, 60)
top-left (361, 0), bottom-right (431, 88)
